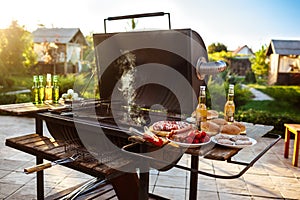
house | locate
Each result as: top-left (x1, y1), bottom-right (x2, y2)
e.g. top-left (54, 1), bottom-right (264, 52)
top-left (229, 45), bottom-right (254, 76)
top-left (266, 39), bottom-right (300, 85)
top-left (32, 28), bottom-right (89, 74)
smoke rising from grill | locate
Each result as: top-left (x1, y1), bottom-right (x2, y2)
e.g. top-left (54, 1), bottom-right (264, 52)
top-left (117, 50), bottom-right (145, 125)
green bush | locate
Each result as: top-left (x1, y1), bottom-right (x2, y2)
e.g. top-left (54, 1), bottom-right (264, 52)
top-left (245, 70), bottom-right (256, 84)
top-left (0, 94), bottom-right (17, 105)
top-left (15, 93), bottom-right (31, 103)
top-left (236, 109), bottom-right (299, 135)
top-left (206, 79), bottom-right (252, 111)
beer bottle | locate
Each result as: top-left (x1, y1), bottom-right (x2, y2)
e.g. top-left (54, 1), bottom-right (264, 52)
top-left (38, 75), bottom-right (45, 104)
top-left (45, 73), bottom-right (52, 103)
top-left (224, 84), bottom-right (235, 122)
top-left (52, 75), bottom-right (59, 104)
top-left (196, 86), bottom-right (207, 130)
top-left (31, 75), bottom-right (39, 104)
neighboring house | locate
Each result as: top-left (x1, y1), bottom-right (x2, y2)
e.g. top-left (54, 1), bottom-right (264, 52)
top-left (229, 45), bottom-right (254, 76)
top-left (32, 28), bottom-right (89, 74)
top-left (266, 39), bottom-right (300, 85)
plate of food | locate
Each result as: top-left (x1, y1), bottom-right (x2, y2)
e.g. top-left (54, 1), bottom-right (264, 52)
top-left (167, 129), bottom-right (211, 148)
top-left (149, 120), bottom-right (193, 137)
top-left (211, 134), bottom-right (256, 148)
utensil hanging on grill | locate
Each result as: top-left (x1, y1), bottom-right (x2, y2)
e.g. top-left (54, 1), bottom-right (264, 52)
top-left (24, 153), bottom-right (80, 174)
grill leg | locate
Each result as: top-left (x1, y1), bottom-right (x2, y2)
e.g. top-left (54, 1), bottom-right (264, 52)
top-left (37, 157), bottom-right (44, 200)
top-left (139, 171), bottom-right (149, 200)
top-left (36, 117), bottom-right (44, 200)
top-left (189, 155), bottom-right (199, 200)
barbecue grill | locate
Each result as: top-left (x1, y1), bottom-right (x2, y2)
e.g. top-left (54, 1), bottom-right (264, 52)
top-left (42, 12), bottom-right (227, 169)
top-left (37, 12), bottom-right (228, 199)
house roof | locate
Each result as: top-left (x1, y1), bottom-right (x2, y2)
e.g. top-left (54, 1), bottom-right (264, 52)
top-left (32, 28), bottom-right (88, 46)
top-left (266, 39), bottom-right (300, 56)
top-left (233, 45), bottom-right (254, 56)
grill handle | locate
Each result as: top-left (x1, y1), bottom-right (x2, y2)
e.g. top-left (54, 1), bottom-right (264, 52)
top-left (104, 12), bottom-right (171, 33)
top-left (196, 57), bottom-right (227, 80)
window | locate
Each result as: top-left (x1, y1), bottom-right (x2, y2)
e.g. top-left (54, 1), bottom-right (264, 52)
top-left (279, 56), bottom-right (300, 73)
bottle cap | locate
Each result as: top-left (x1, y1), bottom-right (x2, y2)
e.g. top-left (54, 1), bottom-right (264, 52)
top-left (46, 73), bottom-right (51, 82)
top-left (53, 75), bottom-right (58, 82)
top-left (33, 75), bottom-right (38, 82)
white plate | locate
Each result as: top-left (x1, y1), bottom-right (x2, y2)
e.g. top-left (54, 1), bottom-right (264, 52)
top-left (211, 135), bottom-right (257, 149)
top-left (186, 117), bottom-right (196, 123)
top-left (167, 137), bottom-right (211, 148)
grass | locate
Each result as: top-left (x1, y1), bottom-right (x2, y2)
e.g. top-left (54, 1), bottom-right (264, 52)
top-left (239, 100), bottom-right (300, 121)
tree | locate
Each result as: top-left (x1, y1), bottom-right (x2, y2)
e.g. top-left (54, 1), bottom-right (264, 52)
top-left (250, 45), bottom-right (268, 78)
top-left (208, 43), bottom-right (228, 54)
top-left (0, 20), bottom-right (37, 76)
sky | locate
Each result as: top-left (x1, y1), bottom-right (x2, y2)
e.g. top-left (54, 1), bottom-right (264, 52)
top-left (1, 0), bottom-right (300, 51)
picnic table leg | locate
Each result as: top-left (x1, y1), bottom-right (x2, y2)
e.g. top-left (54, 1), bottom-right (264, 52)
top-left (284, 126), bottom-right (290, 158)
top-left (292, 132), bottom-right (300, 167)
top-left (36, 117), bottom-right (44, 200)
top-left (189, 155), bottom-right (199, 200)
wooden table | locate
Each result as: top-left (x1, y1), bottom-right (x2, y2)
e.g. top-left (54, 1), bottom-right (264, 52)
top-left (284, 124), bottom-right (300, 167)
top-left (0, 102), bottom-right (66, 116)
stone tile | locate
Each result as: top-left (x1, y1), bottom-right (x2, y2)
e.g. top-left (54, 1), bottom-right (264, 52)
top-left (0, 147), bottom-right (21, 159)
top-left (243, 174), bottom-right (275, 188)
top-left (247, 185), bottom-right (282, 198)
top-left (0, 182), bottom-right (22, 196)
top-left (212, 160), bottom-right (242, 174)
top-left (278, 187), bottom-right (300, 199)
top-left (251, 197), bottom-right (282, 200)
top-left (269, 175), bottom-right (300, 194)
top-left (159, 167), bottom-right (188, 177)
top-left (9, 152), bottom-right (35, 162)
top-left (263, 164), bottom-right (296, 177)
top-left (0, 169), bottom-right (11, 179)
top-left (156, 174), bottom-right (187, 189)
top-left (153, 186), bottom-right (186, 200)
top-left (245, 164), bottom-right (269, 175)
top-left (1, 171), bottom-right (35, 185)
top-left (0, 159), bottom-right (28, 171)
top-left (219, 192), bottom-right (251, 200)
top-left (149, 173), bottom-right (158, 186)
top-left (6, 185), bottom-right (52, 200)
top-left (197, 177), bottom-right (217, 192)
top-left (55, 176), bottom-right (93, 191)
top-left (216, 178), bottom-right (249, 196)
top-left (192, 190), bottom-right (219, 200)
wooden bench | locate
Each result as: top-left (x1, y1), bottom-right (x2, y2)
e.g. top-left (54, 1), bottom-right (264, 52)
top-left (5, 134), bottom-right (162, 200)
top-left (284, 124), bottom-right (300, 167)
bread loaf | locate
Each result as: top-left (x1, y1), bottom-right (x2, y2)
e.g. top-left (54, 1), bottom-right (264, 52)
top-left (210, 118), bottom-right (228, 126)
top-left (201, 121), bottom-right (220, 134)
top-left (232, 122), bottom-right (246, 132)
top-left (207, 110), bottom-right (219, 119)
top-left (220, 124), bottom-right (241, 135)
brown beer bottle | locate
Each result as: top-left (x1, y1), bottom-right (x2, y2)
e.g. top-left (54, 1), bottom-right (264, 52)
top-left (224, 84), bottom-right (235, 122)
top-left (196, 86), bottom-right (207, 129)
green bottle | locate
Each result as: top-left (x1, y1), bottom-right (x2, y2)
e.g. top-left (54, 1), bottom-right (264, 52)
top-left (52, 75), bottom-right (59, 104)
top-left (32, 75), bottom-right (39, 104)
top-left (38, 75), bottom-right (45, 104)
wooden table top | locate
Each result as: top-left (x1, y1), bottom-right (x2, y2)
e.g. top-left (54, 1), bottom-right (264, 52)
top-left (0, 102), bottom-right (66, 115)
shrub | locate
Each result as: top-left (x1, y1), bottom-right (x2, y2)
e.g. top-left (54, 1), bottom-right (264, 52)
top-left (0, 94), bottom-right (17, 105)
top-left (245, 70), bottom-right (256, 84)
top-left (206, 79), bottom-right (252, 111)
top-left (236, 109), bottom-right (299, 135)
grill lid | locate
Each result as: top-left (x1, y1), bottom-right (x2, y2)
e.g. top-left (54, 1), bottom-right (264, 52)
top-left (93, 29), bottom-right (208, 115)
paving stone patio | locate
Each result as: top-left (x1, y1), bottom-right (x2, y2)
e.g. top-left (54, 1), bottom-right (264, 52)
top-left (0, 115), bottom-right (299, 200)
